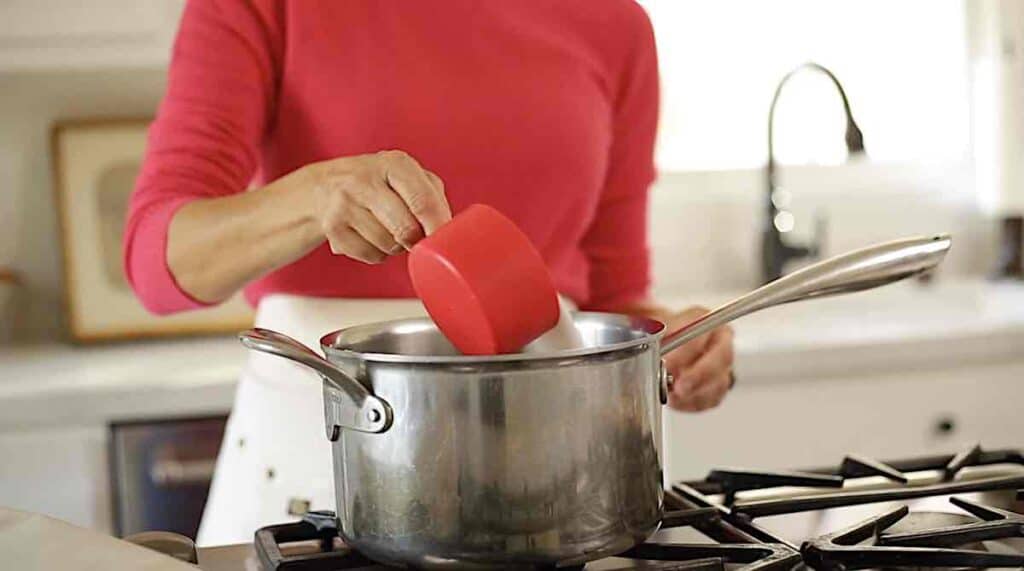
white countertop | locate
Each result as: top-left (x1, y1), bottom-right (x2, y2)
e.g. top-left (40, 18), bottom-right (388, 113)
top-left (0, 337), bottom-right (244, 429)
top-left (1, 278), bottom-right (1022, 429)
top-left (662, 278), bottom-right (1024, 382)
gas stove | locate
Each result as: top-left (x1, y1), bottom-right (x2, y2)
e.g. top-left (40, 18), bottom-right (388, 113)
top-left (194, 445), bottom-right (1024, 570)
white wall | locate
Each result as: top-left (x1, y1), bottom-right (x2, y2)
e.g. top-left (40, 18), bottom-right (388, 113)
top-left (0, 69), bottom-right (167, 342)
top-left (648, 161), bottom-right (995, 297)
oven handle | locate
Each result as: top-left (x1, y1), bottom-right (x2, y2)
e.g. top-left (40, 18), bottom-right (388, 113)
top-left (149, 458), bottom-right (217, 487)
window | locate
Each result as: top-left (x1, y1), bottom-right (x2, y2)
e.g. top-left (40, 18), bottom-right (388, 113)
top-left (639, 0), bottom-right (970, 171)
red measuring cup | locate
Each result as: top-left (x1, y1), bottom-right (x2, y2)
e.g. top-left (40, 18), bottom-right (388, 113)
top-left (408, 204), bottom-right (560, 355)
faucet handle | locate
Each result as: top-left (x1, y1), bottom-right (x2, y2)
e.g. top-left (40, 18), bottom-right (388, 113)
top-left (809, 211), bottom-right (828, 259)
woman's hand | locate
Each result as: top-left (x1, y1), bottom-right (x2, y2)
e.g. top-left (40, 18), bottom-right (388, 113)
top-left (305, 150), bottom-right (452, 263)
top-left (661, 306), bottom-right (735, 412)
top-left (590, 300), bottom-right (735, 412)
top-left (166, 150), bottom-right (451, 304)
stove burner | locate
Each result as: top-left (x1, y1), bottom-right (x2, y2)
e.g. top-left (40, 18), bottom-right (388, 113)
top-left (698, 445), bottom-right (1009, 507)
top-left (878, 508), bottom-right (1023, 571)
top-left (688, 445), bottom-right (1024, 518)
top-left (253, 491), bottom-right (802, 570)
top-left (677, 445), bottom-right (1024, 569)
top-left (879, 497), bottom-right (1024, 550)
top-left (251, 445), bottom-right (1024, 570)
top-left (883, 511), bottom-right (987, 552)
top-left (801, 498), bottom-right (1024, 570)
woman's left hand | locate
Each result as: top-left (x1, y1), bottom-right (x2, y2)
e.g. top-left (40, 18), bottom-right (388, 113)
top-left (661, 306), bottom-right (735, 412)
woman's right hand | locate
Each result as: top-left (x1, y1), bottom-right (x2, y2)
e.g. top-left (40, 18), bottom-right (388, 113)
top-left (305, 150), bottom-right (452, 263)
top-left (164, 150), bottom-right (450, 305)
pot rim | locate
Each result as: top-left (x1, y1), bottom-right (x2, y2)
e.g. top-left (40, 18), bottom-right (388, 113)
top-left (319, 311), bottom-right (666, 365)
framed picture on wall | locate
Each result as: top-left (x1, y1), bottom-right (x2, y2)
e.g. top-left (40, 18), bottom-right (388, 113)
top-left (51, 118), bottom-right (254, 342)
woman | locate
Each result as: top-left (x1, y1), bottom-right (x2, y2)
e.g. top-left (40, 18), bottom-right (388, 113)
top-left (125, 0), bottom-right (735, 546)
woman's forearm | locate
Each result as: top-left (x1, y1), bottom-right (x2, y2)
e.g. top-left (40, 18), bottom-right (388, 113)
top-left (167, 167), bottom-right (322, 304)
top-left (165, 151), bottom-right (452, 305)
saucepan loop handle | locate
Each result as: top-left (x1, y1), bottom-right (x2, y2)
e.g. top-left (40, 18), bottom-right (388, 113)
top-left (239, 328), bottom-right (393, 435)
top-left (660, 234), bottom-right (952, 356)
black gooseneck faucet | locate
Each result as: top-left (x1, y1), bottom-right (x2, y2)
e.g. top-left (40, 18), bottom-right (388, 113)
top-left (763, 62), bottom-right (865, 283)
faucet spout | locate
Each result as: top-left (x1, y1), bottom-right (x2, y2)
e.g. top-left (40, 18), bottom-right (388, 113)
top-left (762, 62), bottom-right (864, 283)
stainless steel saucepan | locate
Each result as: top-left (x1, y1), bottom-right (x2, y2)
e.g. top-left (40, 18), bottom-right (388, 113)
top-left (239, 234), bottom-right (951, 569)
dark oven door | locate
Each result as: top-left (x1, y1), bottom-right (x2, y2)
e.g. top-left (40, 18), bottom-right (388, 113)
top-left (110, 415), bottom-right (227, 539)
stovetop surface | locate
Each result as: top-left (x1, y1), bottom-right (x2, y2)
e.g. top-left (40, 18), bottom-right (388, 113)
top-left (197, 445), bottom-right (1024, 571)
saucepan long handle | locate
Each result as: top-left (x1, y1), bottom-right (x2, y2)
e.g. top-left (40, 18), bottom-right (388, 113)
top-left (660, 234), bottom-right (952, 356)
top-left (239, 328), bottom-right (392, 434)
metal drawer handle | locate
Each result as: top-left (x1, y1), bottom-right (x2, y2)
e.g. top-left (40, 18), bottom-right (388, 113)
top-left (149, 458), bottom-right (217, 486)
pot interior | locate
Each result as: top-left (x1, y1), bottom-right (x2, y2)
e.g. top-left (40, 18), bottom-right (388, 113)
top-left (320, 312), bottom-right (665, 363)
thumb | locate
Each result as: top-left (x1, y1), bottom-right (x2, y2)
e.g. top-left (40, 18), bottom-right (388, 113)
top-left (666, 338), bottom-right (704, 369)
top-left (663, 306), bottom-right (712, 364)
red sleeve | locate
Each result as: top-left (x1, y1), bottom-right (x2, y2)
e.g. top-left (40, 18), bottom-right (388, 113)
top-left (123, 0), bottom-right (282, 314)
top-left (579, 5), bottom-right (659, 311)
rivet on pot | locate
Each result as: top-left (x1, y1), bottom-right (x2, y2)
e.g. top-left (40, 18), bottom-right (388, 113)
top-left (367, 408), bottom-right (382, 423)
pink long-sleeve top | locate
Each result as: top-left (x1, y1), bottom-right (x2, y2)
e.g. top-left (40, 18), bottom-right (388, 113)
top-left (124, 0), bottom-right (659, 315)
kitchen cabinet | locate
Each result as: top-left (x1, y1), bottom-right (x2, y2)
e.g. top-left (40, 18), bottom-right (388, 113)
top-left (663, 360), bottom-right (1024, 481)
top-left (0, 425), bottom-right (111, 532)
top-left (0, 0), bottom-right (183, 72)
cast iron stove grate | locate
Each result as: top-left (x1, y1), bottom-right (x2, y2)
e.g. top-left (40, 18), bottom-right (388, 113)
top-left (253, 489), bottom-right (801, 570)
top-left (799, 496), bottom-right (1024, 570)
top-left (685, 445), bottom-right (1024, 514)
top-left (674, 444), bottom-right (1024, 570)
top-left (253, 445), bottom-right (1024, 570)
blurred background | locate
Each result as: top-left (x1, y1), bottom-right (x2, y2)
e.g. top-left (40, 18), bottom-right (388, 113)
top-left (0, 0), bottom-right (1021, 543)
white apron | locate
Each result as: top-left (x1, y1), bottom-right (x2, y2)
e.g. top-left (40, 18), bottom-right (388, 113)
top-left (196, 294), bottom-right (427, 547)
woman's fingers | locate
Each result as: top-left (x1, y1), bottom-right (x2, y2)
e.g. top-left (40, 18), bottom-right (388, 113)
top-left (672, 325), bottom-right (733, 394)
top-left (324, 224), bottom-right (388, 264)
top-left (356, 178), bottom-right (424, 250)
top-left (661, 306), bottom-right (715, 405)
top-left (424, 169), bottom-right (445, 195)
top-left (669, 372), bottom-right (732, 412)
top-left (667, 336), bottom-right (705, 370)
top-left (378, 150), bottom-right (452, 236)
top-left (661, 306), bottom-right (712, 369)
top-left (349, 207), bottom-right (403, 256)
top-left (307, 150), bottom-right (453, 264)
top-left (665, 316), bottom-right (735, 412)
